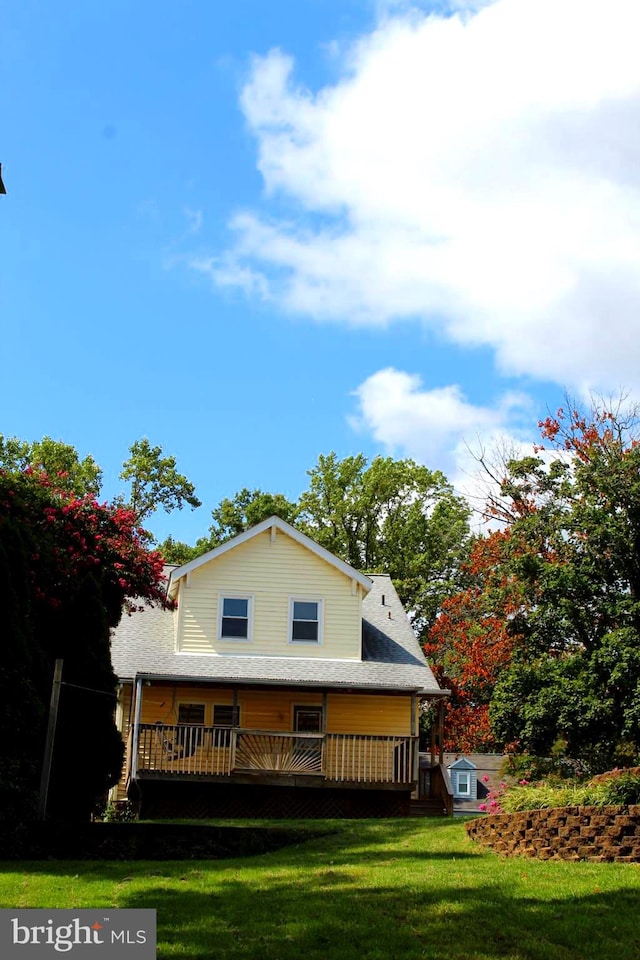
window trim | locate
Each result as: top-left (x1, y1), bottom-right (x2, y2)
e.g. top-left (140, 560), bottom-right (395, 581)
top-left (456, 770), bottom-right (471, 796)
top-left (288, 597), bottom-right (324, 645)
top-left (217, 593), bottom-right (254, 642)
top-left (293, 705), bottom-right (324, 733)
top-left (213, 704), bottom-right (240, 727)
top-left (175, 701), bottom-right (206, 754)
top-left (177, 701), bottom-right (206, 726)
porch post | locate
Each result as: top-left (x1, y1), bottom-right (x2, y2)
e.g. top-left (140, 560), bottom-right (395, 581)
top-left (411, 695), bottom-right (419, 785)
top-left (430, 699), bottom-right (436, 768)
top-left (438, 699), bottom-right (445, 765)
top-left (321, 691), bottom-right (328, 776)
top-left (130, 676), bottom-right (144, 781)
top-left (230, 687), bottom-right (239, 771)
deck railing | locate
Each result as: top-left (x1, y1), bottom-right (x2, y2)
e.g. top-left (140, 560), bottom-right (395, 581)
top-left (135, 724), bottom-right (417, 785)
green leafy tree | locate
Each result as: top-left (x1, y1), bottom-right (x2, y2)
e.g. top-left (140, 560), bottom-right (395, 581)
top-left (159, 488), bottom-right (297, 564)
top-left (0, 434), bottom-right (201, 536)
top-left (208, 488), bottom-right (299, 545)
top-left (0, 434), bottom-right (102, 495)
top-left (157, 535), bottom-right (202, 566)
top-left (120, 438), bottom-right (201, 523)
top-left (160, 453), bottom-right (471, 633)
top-left (488, 399), bottom-right (640, 772)
top-left (298, 453), bottom-right (471, 635)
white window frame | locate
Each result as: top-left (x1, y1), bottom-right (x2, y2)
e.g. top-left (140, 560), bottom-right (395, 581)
top-left (457, 770), bottom-right (471, 797)
top-left (288, 597), bottom-right (324, 645)
top-left (217, 593), bottom-right (254, 642)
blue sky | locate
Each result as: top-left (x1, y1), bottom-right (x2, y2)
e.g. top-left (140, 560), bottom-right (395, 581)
top-left (2, 0), bottom-right (639, 544)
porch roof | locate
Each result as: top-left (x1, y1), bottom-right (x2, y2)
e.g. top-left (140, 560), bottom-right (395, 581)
top-left (111, 574), bottom-right (442, 695)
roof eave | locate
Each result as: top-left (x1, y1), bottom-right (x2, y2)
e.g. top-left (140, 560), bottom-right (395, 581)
top-left (130, 671), bottom-right (441, 695)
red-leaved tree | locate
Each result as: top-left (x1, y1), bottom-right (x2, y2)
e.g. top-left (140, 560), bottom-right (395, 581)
top-left (423, 530), bottom-right (520, 751)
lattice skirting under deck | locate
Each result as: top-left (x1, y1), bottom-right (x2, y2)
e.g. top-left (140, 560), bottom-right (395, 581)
top-left (136, 782), bottom-right (411, 819)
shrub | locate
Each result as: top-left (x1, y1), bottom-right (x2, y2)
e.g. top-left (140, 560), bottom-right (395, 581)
top-left (498, 768), bottom-right (640, 812)
top-left (500, 751), bottom-right (590, 784)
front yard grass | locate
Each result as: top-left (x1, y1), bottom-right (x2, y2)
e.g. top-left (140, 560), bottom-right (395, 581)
top-left (0, 818), bottom-right (638, 959)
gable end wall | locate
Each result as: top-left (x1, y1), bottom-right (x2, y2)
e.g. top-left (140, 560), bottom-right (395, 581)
top-left (177, 529), bottom-right (362, 659)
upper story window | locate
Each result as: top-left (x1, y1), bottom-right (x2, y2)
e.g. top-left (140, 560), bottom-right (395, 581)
top-left (289, 598), bottom-right (323, 644)
top-left (218, 594), bottom-right (253, 641)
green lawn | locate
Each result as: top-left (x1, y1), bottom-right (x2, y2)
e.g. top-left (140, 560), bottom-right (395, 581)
top-left (0, 818), bottom-right (638, 960)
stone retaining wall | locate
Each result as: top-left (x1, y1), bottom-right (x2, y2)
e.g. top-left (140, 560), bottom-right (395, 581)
top-left (466, 805), bottom-right (640, 862)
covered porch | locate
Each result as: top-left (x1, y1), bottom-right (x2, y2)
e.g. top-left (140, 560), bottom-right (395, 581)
top-left (114, 675), bottom-right (450, 815)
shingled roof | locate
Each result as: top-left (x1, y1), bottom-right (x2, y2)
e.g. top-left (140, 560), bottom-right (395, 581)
top-left (111, 573), bottom-right (442, 696)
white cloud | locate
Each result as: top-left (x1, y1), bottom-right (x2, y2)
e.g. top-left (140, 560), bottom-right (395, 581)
top-left (351, 367), bottom-right (537, 520)
top-left (351, 367), bottom-right (528, 460)
top-left (191, 251), bottom-right (270, 300)
top-left (202, 0), bottom-right (640, 393)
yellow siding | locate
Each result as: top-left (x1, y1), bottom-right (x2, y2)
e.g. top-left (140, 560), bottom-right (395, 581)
top-left (136, 684), bottom-right (410, 735)
top-left (327, 693), bottom-right (412, 736)
top-left (178, 529), bottom-right (362, 659)
top-left (238, 689), bottom-right (323, 731)
top-left (139, 684), bottom-right (234, 726)
top-left (119, 681), bottom-right (134, 738)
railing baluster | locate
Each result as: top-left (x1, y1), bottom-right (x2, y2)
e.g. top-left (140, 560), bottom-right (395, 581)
top-left (134, 725), bottom-right (417, 786)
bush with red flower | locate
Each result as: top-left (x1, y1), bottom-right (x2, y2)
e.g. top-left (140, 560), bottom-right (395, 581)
top-left (0, 468), bottom-right (171, 821)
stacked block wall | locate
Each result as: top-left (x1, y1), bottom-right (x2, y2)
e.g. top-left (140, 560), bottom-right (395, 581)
top-left (466, 805), bottom-right (640, 862)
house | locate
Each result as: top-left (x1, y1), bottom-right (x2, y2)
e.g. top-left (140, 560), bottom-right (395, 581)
top-left (441, 753), bottom-right (508, 815)
top-left (110, 516), bottom-right (449, 818)
top-left (447, 756), bottom-right (478, 803)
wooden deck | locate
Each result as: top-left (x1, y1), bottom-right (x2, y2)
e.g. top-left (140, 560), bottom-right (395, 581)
top-left (130, 723), bottom-right (417, 788)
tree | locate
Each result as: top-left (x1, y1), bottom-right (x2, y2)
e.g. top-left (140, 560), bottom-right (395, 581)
top-left (159, 453), bottom-right (471, 634)
top-left (424, 530), bottom-right (519, 752)
top-left (0, 468), bottom-right (170, 821)
top-left (208, 488), bottom-right (298, 546)
top-left (159, 488), bottom-right (298, 564)
top-left (0, 434), bottom-right (102, 495)
top-left (486, 399), bottom-right (640, 772)
top-left (120, 438), bottom-right (201, 524)
top-left (0, 434), bottom-right (201, 537)
top-left (298, 453), bottom-right (471, 635)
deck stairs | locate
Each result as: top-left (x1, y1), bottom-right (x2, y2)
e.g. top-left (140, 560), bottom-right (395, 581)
top-left (409, 798), bottom-right (448, 817)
